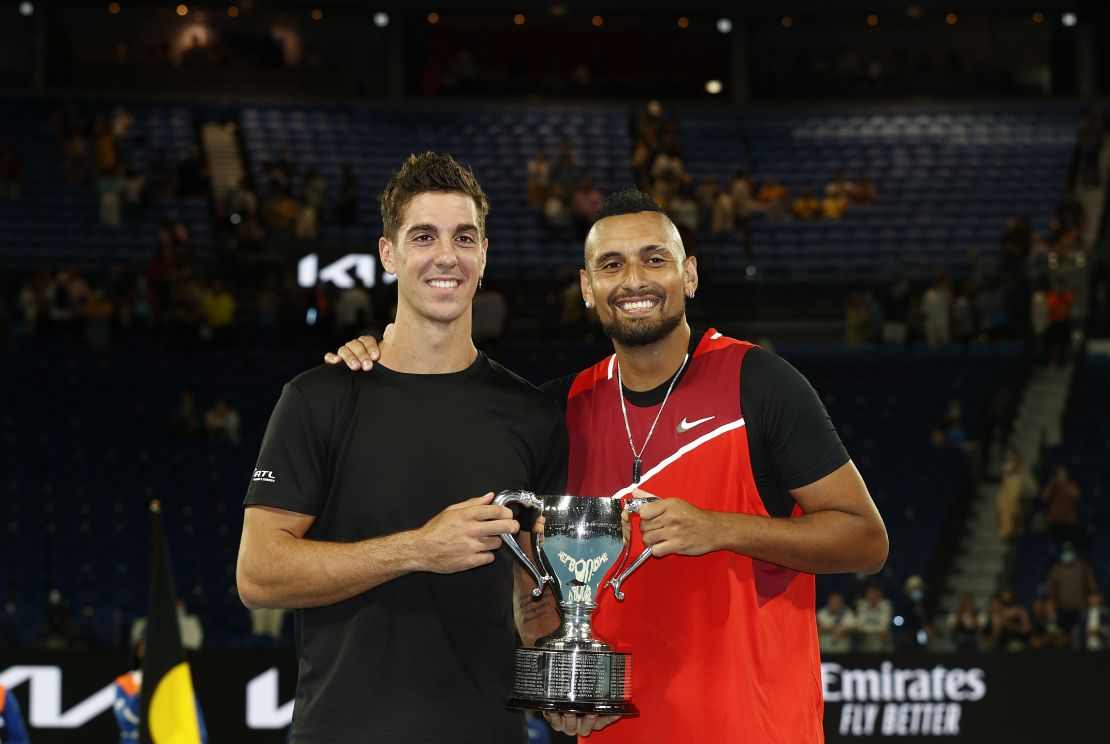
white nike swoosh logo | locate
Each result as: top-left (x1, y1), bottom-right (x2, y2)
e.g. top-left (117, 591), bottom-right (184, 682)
top-left (677, 415), bottom-right (715, 433)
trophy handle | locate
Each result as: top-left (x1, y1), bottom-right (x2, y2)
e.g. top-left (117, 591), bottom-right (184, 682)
top-left (605, 496), bottom-right (660, 602)
top-left (493, 490), bottom-right (553, 597)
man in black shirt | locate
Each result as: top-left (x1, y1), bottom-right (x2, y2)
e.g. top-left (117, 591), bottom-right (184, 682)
top-left (239, 153), bottom-right (565, 744)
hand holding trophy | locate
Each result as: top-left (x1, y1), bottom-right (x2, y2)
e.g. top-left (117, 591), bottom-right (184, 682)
top-left (494, 491), bottom-right (657, 716)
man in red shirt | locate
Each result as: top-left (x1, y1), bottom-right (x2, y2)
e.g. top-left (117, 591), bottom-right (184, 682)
top-left (329, 189), bottom-right (888, 742)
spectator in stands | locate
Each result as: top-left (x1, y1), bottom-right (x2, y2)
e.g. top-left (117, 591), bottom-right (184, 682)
top-left (898, 575), bottom-right (935, 652)
top-left (543, 185), bottom-right (571, 238)
top-left (551, 138), bottom-right (579, 191)
top-left (250, 606), bottom-right (288, 641)
top-left (0, 144), bottom-right (22, 199)
top-left (110, 103), bottom-right (134, 140)
top-left (1030, 278), bottom-right (1051, 362)
top-left (1078, 591), bottom-right (1109, 651)
top-left (47, 267), bottom-right (90, 334)
top-left (940, 398), bottom-right (966, 446)
top-left (159, 211), bottom-right (190, 251)
top-left (1028, 596), bottom-right (1067, 650)
top-left (224, 176), bottom-right (259, 221)
top-left (16, 275), bottom-right (46, 334)
top-left (303, 167), bottom-right (328, 213)
top-left (995, 443), bottom-right (1034, 543)
top-left (571, 177), bottom-right (604, 237)
top-left (855, 583), bottom-right (893, 653)
top-left (1044, 279), bottom-right (1076, 366)
top-left (93, 116), bottom-right (118, 174)
top-left (710, 187), bottom-right (735, 236)
top-left (668, 187), bottom-right (700, 238)
top-left (728, 171), bottom-right (756, 230)
top-left (526, 150), bottom-right (550, 207)
top-left (263, 186), bottom-right (299, 235)
top-left (1045, 542), bottom-right (1098, 636)
top-left (130, 598), bottom-right (204, 651)
top-left (294, 198), bottom-right (319, 240)
top-left (793, 187), bottom-right (821, 220)
top-left (121, 164), bottom-right (145, 222)
top-left (983, 588), bottom-right (1031, 652)
top-left (821, 189), bottom-right (849, 220)
top-left (853, 174), bottom-right (878, 205)
top-left (844, 292), bottom-right (869, 348)
top-left (204, 394), bottom-right (241, 445)
top-left (98, 165), bottom-right (124, 226)
top-left (756, 175), bottom-right (789, 220)
top-left (947, 593), bottom-right (985, 652)
top-left (84, 287), bottom-right (115, 351)
top-left (63, 128), bottom-right (88, 184)
top-left (200, 278), bottom-right (236, 343)
top-left (38, 590), bottom-right (85, 650)
top-left (632, 136), bottom-right (654, 188)
top-left (817, 591), bottom-right (857, 654)
top-left (167, 388), bottom-right (202, 439)
top-left (1075, 109), bottom-right (1104, 188)
top-left (335, 284), bottom-right (373, 341)
top-left (951, 287), bottom-right (975, 344)
top-left (650, 148), bottom-right (685, 187)
top-left (145, 146), bottom-right (174, 201)
top-left (921, 274), bottom-right (953, 346)
top-left (1041, 464), bottom-right (1081, 547)
top-left (177, 146), bottom-right (210, 197)
top-left (335, 164), bottom-right (359, 227)
top-left (825, 169), bottom-right (856, 200)
top-left (472, 287), bottom-right (509, 354)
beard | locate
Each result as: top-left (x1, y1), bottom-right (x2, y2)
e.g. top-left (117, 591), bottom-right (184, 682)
top-left (599, 294), bottom-right (685, 347)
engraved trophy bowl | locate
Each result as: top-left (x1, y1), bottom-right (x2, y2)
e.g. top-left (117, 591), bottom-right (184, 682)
top-left (495, 491), bottom-right (657, 716)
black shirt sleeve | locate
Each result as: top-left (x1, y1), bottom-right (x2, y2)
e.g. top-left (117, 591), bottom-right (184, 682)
top-left (243, 380), bottom-right (329, 516)
top-left (533, 404), bottom-right (569, 496)
top-left (539, 373), bottom-right (575, 416)
top-left (741, 348), bottom-right (850, 518)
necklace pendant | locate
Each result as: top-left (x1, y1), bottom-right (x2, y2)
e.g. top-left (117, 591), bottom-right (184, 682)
top-left (632, 457), bottom-right (642, 484)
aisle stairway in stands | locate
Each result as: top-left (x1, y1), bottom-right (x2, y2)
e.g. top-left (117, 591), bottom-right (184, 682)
top-left (201, 121), bottom-right (246, 204)
top-left (936, 362), bottom-right (1074, 638)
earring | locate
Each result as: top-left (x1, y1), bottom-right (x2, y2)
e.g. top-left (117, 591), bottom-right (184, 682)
top-left (585, 300), bottom-right (593, 309)
top-left (687, 291), bottom-right (695, 299)
top-left (478, 276), bottom-right (483, 289)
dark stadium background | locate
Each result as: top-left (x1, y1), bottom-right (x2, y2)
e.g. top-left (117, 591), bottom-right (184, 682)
top-left (1, 0), bottom-right (1108, 740)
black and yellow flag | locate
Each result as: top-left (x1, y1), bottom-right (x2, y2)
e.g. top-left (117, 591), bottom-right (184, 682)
top-left (139, 501), bottom-right (203, 744)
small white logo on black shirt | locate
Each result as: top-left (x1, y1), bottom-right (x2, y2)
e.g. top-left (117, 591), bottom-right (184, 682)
top-left (252, 469), bottom-right (276, 483)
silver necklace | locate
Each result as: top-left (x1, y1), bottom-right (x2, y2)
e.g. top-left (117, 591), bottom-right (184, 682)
top-left (617, 354), bottom-right (689, 484)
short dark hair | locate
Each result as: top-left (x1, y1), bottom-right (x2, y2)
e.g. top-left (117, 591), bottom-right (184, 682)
top-left (379, 152), bottom-right (489, 241)
top-left (594, 188), bottom-right (667, 223)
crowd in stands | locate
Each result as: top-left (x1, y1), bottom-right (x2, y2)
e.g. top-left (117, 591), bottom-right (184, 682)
top-left (937, 557), bottom-right (1106, 654)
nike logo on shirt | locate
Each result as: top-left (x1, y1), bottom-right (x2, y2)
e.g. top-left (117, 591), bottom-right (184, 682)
top-left (676, 415), bottom-right (715, 433)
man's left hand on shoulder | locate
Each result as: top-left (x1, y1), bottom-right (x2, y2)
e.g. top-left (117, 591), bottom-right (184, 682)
top-left (634, 490), bottom-right (720, 558)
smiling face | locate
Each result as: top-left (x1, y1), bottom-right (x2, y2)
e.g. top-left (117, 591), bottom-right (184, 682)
top-left (379, 191), bottom-right (487, 327)
top-left (580, 210), bottom-right (697, 348)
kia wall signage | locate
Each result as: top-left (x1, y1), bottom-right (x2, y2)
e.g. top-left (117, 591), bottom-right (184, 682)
top-left (0, 651), bottom-right (1098, 741)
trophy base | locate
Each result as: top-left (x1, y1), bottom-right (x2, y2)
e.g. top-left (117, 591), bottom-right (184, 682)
top-left (507, 697), bottom-right (639, 717)
top-left (508, 647), bottom-right (638, 717)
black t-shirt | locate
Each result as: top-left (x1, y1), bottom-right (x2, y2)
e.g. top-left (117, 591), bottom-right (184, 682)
top-left (244, 357), bottom-right (566, 744)
top-left (540, 331), bottom-right (849, 518)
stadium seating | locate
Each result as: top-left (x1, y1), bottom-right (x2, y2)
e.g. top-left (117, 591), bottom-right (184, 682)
top-left (0, 100), bottom-right (213, 270)
top-left (685, 109), bottom-right (1077, 281)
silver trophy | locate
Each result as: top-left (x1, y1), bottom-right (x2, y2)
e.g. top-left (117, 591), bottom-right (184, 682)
top-left (495, 491), bottom-right (657, 716)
